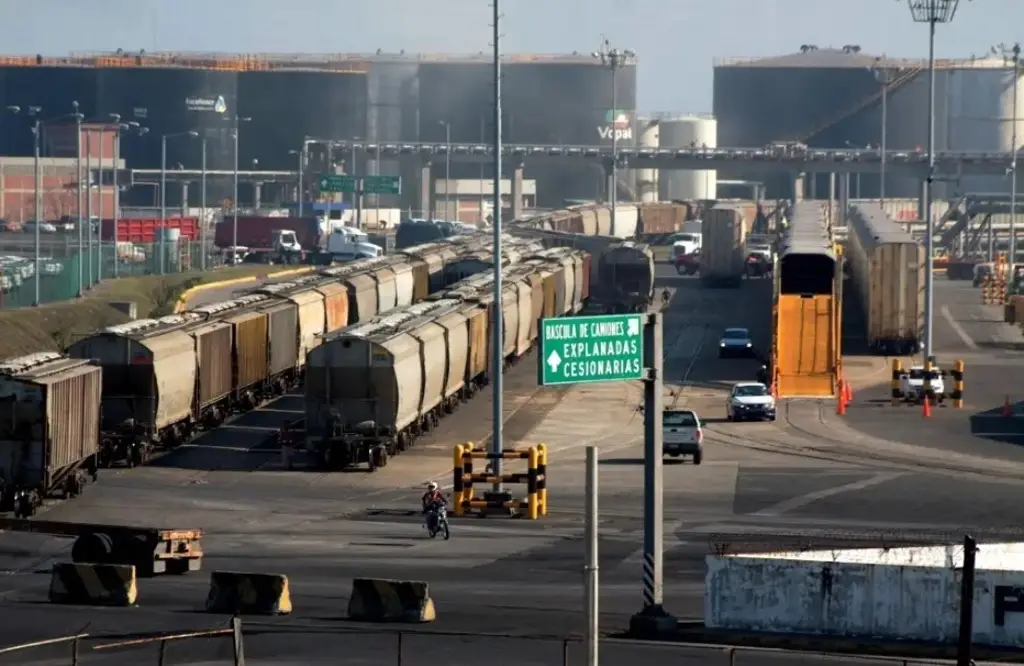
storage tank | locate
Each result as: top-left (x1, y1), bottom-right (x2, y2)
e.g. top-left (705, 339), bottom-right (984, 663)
top-left (659, 115), bottom-right (717, 200)
top-left (636, 119), bottom-right (660, 203)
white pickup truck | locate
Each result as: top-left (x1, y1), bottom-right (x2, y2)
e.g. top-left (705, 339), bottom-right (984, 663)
top-left (896, 366), bottom-right (946, 403)
top-left (662, 409), bottom-right (703, 465)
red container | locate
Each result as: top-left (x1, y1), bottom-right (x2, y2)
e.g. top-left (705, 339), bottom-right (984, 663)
top-left (214, 216), bottom-right (321, 250)
top-left (100, 217), bottom-right (200, 243)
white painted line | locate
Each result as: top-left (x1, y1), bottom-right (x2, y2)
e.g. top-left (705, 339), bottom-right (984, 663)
top-left (751, 472), bottom-right (904, 517)
top-left (941, 305), bottom-right (978, 351)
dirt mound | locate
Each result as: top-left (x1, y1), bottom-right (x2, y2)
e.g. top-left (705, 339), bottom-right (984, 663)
top-left (0, 266), bottom-right (281, 357)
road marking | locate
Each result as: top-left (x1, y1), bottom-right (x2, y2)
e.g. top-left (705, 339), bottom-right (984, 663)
top-left (941, 305), bottom-right (978, 351)
top-left (750, 471), bottom-right (905, 517)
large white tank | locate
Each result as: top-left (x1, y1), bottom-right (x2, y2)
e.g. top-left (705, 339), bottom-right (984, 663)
top-left (658, 115), bottom-right (717, 200)
top-left (636, 119), bottom-right (660, 203)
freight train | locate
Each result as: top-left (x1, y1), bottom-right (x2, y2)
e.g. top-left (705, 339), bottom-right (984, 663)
top-left (304, 246), bottom-right (591, 470)
top-left (845, 203), bottom-right (924, 355)
top-left (771, 201), bottom-right (843, 398)
top-left (0, 203), bottom-right (669, 503)
top-left (0, 353), bottom-right (102, 517)
top-left (66, 233), bottom-right (546, 467)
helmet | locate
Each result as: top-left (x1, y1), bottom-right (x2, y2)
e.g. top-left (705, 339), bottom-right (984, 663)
top-left (427, 482), bottom-right (438, 491)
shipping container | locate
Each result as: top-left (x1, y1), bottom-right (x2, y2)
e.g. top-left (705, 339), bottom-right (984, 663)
top-left (700, 206), bottom-right (750, 287)
top-left (315, 282), bottom-right (350, 334)
top-left (100, 217), bottom-right (201, 243)
top-left (189, 322), bottom-right (233, 409)
top-left (261, 302), bottom-right (299, 377)
top-left (846, 203), bottom-right (924, 354)
top-left (0, 353), bottom-right (101, 496)
top-left (227, 311), bottom-right (270, 393)
top-left (638, 202), bottom-right (686, 234)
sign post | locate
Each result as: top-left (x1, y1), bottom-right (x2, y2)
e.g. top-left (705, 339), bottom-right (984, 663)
top-left (538, 311), bottom-right (677, 637)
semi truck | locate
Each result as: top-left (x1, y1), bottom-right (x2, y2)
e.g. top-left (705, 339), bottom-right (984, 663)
top-left (699, 206), bottom-right (750, 288)
top-left (215, 216), bottom-right (382, 264)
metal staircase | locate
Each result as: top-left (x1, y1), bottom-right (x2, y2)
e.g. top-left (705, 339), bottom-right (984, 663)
top-left (791, 66), bottom-right (922, 144)
top-left (937, 195), bottom-right (970, 249)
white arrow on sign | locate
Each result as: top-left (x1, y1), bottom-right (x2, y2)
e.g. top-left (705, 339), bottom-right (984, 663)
top-left (546, 350), bottom-right (562, 374)
top-left (627, 317), bottom-right (640, 336)
top-left (319, 178), bottom-right (328, 188)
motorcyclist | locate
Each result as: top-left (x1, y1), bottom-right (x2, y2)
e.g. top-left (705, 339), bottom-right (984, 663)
top-left (422, 482), bottom-right (448, 530)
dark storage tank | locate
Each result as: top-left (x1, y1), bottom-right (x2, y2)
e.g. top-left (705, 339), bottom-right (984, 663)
top-left (0, 65), bottom-right (98, 157)
top-left (238, 68), bottom-right (369, 171)
top-left (416, 57), bottom-right (637, 208)
top-left (712, 48), bottom-right (946, 199)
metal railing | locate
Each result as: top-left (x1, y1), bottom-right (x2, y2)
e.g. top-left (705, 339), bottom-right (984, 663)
top-left (0, 620), bottom-right (972, 665)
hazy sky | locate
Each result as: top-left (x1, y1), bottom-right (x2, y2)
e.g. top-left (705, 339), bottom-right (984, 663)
top-left (1, 0), bottom-right (1021, 111)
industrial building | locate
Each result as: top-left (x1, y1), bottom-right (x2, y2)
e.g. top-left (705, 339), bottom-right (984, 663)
top-left (713, 46), bottom-right (1024, 199)
top-left (0, 51), bottom-right (637, 210)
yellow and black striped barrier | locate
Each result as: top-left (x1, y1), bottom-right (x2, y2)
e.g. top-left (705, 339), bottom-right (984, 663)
top-left (951, 359), bottom-right (964, 409)
top-left (48, 562), bottom-right (138, 606)
top-left (890, 358), bottom-right (902, 406)
top-left (452, 442), bottom-right (548, 520)
top-left (347, 578), bottom-right (436, 623)
top-left (982, 277), bottom-right (1007, 305)
top-left (205, 571), bottom-right (292, 615)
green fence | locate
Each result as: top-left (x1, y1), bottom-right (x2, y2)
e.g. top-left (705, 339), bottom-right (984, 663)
top-left (0, 242), bottom-right (219, 309)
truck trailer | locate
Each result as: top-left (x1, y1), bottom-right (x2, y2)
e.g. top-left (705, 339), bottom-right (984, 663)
top-left (699, 206), bottom-right (750, 288)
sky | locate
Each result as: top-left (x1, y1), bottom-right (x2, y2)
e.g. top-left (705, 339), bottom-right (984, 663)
top-left (1, 0), bottom-right (1022, 111)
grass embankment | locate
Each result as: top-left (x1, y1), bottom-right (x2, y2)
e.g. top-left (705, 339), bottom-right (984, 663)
top-left (0, 265), bottom-right (282, 358)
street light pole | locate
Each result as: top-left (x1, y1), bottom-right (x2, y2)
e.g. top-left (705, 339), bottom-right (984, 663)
top-left (593, 40), bottom-right (635, 238)
top-left (231, 115), bottom-right (252, 252)
top-left (200, 133), bottom-right (208, 271)
top-left (997, 43), bottom-right (1022, 279)
top-left (32, 118), bottom-right (41, 306)
top-left (439, 121), bottom-right (451, 219)
top-left (489, 0), bottom-right (505, 498)
top-left (86, 130), bottom-right (93, 286)
top-left (872, 59), bottom-right (895, 208)
top-left (160, 133), bottom-right (167, 276)
top-left (907, 0), bottom-right (963, 362)
top-left (73, 102), bottom-right (84, 297)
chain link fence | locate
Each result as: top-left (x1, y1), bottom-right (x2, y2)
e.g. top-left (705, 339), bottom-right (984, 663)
top-left (0, 241), bottom-right (218, 309)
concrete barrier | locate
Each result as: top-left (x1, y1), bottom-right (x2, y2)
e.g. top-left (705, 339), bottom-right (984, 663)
top-left (205, 571), bottom-right (292, 615)
top-left (173, 276), bottom-right (260, 313)
top-left (49, 562), bottom-right (137, 606)
top-left (347, 578), bottom-right (436, 623)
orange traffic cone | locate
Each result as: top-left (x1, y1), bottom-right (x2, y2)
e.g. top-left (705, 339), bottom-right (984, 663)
top-left (836, 395), bottom-right (847, 416)
top-left (844, 381), bottom-right (854, 403)
top-left (922, 395), bottom-right (932, 418)
top-left (1004, 395), bottom-right (1014, 418)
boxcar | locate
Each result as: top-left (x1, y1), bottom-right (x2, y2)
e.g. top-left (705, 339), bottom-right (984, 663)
top-left (596, 242), bottom-right (656, 312)
top-left (0, 352), bottom-right (102, 516)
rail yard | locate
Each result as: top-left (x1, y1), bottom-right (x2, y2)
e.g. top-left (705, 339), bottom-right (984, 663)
top-left (0, 198), bottom-right (1023, 665)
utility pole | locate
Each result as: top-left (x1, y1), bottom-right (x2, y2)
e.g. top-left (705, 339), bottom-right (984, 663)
top-left (488, 0), bottom-right (507, 506)
top-left (593, 39), bottom-right (635, 238)
top-left (872, 58), bottom-right (896, 209)
top-left (906, 0), bottom-right (964, 362)
top-left (997, 43), bottom-right (1021, 279)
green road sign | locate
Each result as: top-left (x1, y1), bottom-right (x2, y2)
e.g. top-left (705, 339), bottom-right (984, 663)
top-left (318, 174), bottom-right (356, 193)
top-left (538, 313), bottom-right (645, 386)
top-left (362, 175), bottom-right (402, 195)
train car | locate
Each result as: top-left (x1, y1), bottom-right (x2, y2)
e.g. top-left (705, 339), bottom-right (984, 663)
top-left (304, 249), bottom-right (590, 470)
top-left (0, 352), bottom-right (102, 517)
top-left (845, 203), bottom-right (925, 355)
top-left (67, 316), bottom-right (201, 466)
top-left (595, 242), bottom-right (656, 312)
top-left (772, 201), bottom-right (841, 399)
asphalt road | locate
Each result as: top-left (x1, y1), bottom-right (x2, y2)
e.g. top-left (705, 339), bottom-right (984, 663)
top-left (1, 265), bottom-right (1023, 664)
top-left (840, 275), bottom-right (1024, 462)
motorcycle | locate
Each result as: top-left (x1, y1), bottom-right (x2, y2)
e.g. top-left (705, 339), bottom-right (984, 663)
top-left (426, 502), bottom-right (451, 540)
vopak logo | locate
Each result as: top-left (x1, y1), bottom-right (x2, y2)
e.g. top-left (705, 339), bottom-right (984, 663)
top-left (186, 95), bottom-right (228, 113)
top-left (598, 110), bottom-right (633, 141)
